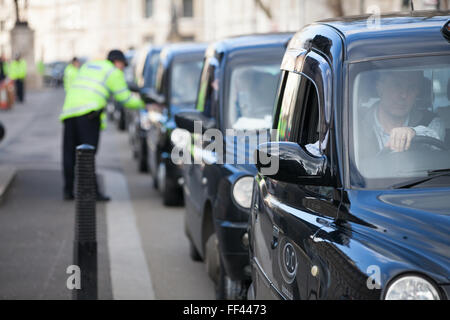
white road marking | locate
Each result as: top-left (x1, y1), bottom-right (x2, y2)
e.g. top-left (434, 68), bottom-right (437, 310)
top-left (103, 169), bottom-right (155, 300)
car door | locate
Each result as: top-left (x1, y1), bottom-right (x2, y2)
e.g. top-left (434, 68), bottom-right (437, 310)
top-left (184, 56), bottom-right (220, 249)
top-left (253, 52), bottom-right (340, 300)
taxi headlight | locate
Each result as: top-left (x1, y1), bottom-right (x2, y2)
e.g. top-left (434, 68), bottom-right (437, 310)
top-left (232, 176), bottom-right (254, 209)
top-left (140, 111), bottom-right (151, 130)
top-left (385, 276), bottom-right (440, 300)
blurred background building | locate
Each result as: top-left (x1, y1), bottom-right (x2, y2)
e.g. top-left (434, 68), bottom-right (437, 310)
top-left (0, 0), bottom-right (448, 86)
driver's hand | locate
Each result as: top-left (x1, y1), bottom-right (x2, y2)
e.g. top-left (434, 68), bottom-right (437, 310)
top-left (386, 127), bottom-right (416, 152)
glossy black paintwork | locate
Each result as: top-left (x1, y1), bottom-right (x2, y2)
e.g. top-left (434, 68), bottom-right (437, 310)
top-left (255, 142), bottom-right (329, 184)
top-left (145, 42), bottom-right (207, 200)
top-left (127, 46), bottom-right (162, 165)
top-left (249, 12), bottom-right (450, 300)
top-left (182, 33), bottom-right (293, 282)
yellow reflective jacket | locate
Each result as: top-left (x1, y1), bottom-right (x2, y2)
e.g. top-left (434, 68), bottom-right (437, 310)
top-left (60, 60), bottom-right (144, 129)
top-left (63, 64), bottom-right (79, 91)
top-left (8, 59), bottom-right (27, 80)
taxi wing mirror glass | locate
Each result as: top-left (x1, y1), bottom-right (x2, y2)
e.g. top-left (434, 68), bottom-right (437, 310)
top-left (127, 81), bottom-right (140, 93)
top-left (255, 141), bottom-right (329, 184)
top-left (140, 88), bottom-right (165, 105)
top-left (174, 110), bottom-right (216, 134)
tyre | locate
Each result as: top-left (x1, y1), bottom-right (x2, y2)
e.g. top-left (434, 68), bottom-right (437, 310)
top-left (205, 233), bottom-right (220, 284)
top-left (157, 161), bottom-right (182, 206)
top-left (137, 138), bottom-right (149, 173)
top-left (216, 258), bottom-right (247, 300)
top-left (205, 233), bottom-right (247, 300)
top-left (247, 282), bottom-right (255, 300)
top-left (189, 238), bottom-right (202, 262)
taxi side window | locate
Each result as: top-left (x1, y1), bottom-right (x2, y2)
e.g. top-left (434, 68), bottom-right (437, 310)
top-left (276, 72), bottom-right (301, 141)
top-left (297, 77), bottom-right (320, 149)
top-left (276, 71), bottom-right (321, 155)
top-left (196, 59), bottom-right (217, 118)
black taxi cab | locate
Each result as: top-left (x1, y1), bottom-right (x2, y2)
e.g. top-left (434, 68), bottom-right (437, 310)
top-left (174, 33), bottom-right (293, 299)
top-left (128, 45), bottom-right (162, 172)
top-left (146, 42), bottom-right (206, 205)
top-left (250, 12), bottom-right (450, 300)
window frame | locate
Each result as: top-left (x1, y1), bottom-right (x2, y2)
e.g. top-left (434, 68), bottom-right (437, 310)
top-left (143, 0), bottom-right (154, 18)
top-left (182, 0), bottom-right (194, 17)
top-left (222, 48), bottom-right (286, 131)
top-left (275, 51), bottom-right (332, 159)
top-left (168, 55), bottom-right (204, 108)
top-left (195, 56), bottom-right (220, 120)
top-left (347, 53), bottom-right (450, 190)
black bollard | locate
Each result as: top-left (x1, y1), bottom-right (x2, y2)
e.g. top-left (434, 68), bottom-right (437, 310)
top-left (73, 144), bottom-right (97, 300)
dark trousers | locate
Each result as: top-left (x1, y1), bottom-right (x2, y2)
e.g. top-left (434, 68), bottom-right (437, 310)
top-left (63, 112), bottom-right (100, 195)
top-left (15, 79), bottom-right (24, 102)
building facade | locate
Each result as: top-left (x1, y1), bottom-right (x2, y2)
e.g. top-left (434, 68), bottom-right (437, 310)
top-left (0, 0), bottom-right (448, 63)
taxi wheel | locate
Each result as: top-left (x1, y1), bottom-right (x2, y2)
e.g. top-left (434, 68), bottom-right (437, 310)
top-left (137, 138), bottom-right (148, 173)
top-left (216, 257), bottom-right (246, 300)
top-left (158, 162), bottom-right (181, 206)
top-left (205, 233), bottom-right (220, 284)
top-left (189, 239), bottom-right (202, 262)
top-left (150, 151), bottom-right (158, 189)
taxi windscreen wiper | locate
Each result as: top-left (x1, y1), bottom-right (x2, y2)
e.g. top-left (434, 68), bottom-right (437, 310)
top-left (391, 169), bottom-right (450, 189)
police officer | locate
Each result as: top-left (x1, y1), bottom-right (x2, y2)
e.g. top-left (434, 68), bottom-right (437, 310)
top-left (61, 49), bottom-right (144, 201)
top-left (63, 57), bottom-right (81, 92)
top-left (9, 53), bottom-right (27, 103)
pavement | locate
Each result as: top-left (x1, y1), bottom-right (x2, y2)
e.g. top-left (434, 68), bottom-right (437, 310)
top-left (0, 88), bottom-right (215, 300)
top-left (0, 90), bottom-right (112, 299)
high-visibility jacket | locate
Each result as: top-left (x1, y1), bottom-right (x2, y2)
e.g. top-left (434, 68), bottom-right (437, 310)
top-left (63, 63), bottom-right (79, 91)
top-left (60, 60), bottom-right (144, 129)
top-left (8, 59), bottom-right (27, 80)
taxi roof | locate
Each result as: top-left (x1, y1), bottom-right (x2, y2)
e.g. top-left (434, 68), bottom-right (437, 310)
top-left (289, 11), bottom-right (449, 63)
top-left (160, 42), bottom-right (208, 64)
top-left (206, 32), bottom-right (294, 58)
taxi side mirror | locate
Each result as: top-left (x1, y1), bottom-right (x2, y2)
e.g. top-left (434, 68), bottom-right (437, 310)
top-left (140, 88), bottom-right (165, 105)
top-left (127, 81), bottom-right (140, 93)
top-left (255, 141), bottom-right (330, 185)
top-left (174, 110), bottom-right (216, 134)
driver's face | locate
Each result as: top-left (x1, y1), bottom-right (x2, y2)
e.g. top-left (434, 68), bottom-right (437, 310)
top-left (377, 73), bottom-right (419, 118)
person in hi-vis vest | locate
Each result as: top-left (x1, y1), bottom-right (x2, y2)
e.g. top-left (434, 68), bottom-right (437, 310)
top-left (9, 53), bottom-right (27, 103)
top-left (60, 49), bottom-right (144, 201)
top-left (63, 57), bottom-right (81, 92)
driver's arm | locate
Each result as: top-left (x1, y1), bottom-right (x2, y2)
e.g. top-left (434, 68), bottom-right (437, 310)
top-left (412, 117), bottom-right (446, 141)
top-left (387, 117), bottom-right (445, 152)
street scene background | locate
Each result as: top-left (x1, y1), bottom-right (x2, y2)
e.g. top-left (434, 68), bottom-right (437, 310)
top-left (0, 0), bottom-right (448, 300)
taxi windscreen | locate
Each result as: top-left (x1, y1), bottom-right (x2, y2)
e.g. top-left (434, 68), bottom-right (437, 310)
top-left (349, 54), bottom-right (450, 189)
